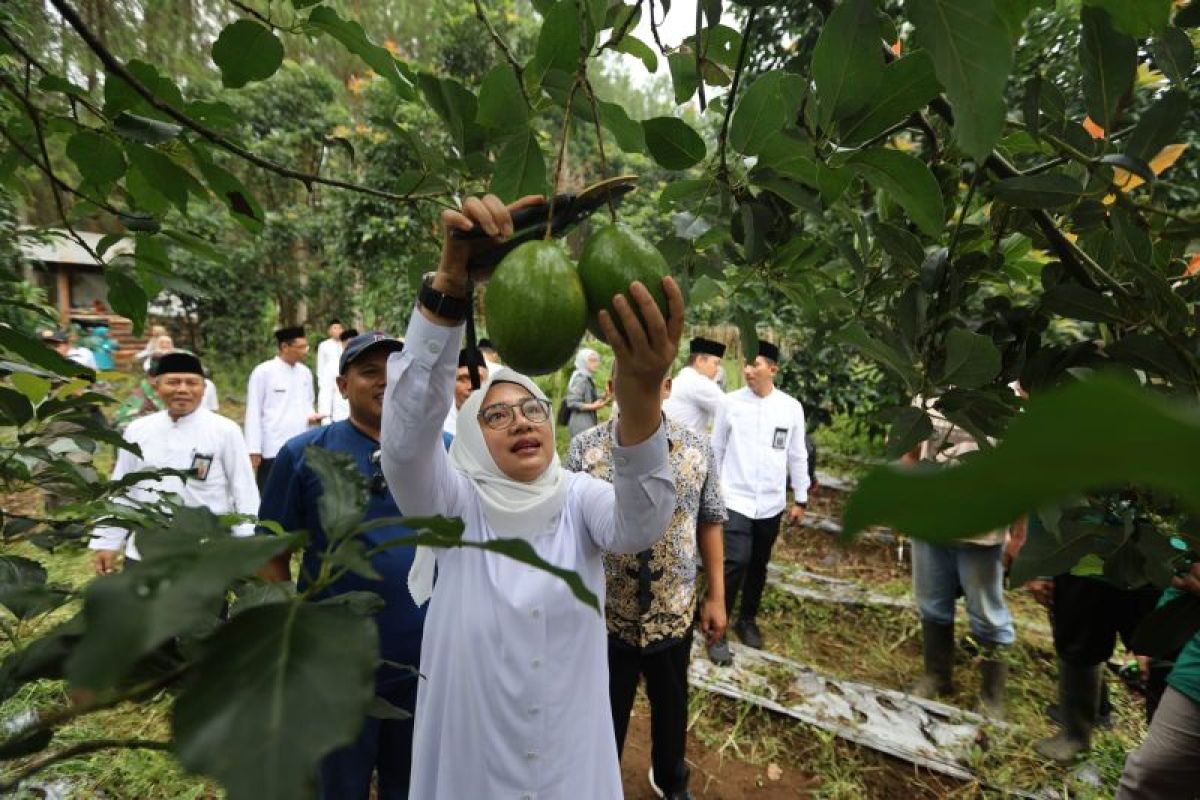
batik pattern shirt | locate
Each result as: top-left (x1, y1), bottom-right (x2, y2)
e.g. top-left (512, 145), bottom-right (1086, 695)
top-left (568, 417), bottom-right (726, 651)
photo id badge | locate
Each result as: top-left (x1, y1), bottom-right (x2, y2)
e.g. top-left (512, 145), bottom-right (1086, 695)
top-left (190, 452), bottom-right (214, 482)
top-left (772, 427), bottom-right (788, 450)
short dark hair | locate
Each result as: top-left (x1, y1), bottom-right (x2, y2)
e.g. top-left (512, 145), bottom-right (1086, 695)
top-left (329, 318), bottom-right (343, 326)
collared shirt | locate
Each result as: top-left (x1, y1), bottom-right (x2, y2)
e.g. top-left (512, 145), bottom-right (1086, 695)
top-left (567, 417), bottom-right (726, 650)
top-left (89, 408), bottom-right (259, 558)
top-left (663, 365), bottom-right (726, 435)
top-left (243, 356), bottom-right (314, 458)
top-left (712, 385), bottom-right (810, 519)
top-left (381, 308), bottom-right (676, 800)
top-left (257, 420), bottom-right (429, 695)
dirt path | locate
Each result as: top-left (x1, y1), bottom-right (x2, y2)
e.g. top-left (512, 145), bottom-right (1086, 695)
top-left (620, 709), bottom-right (818, 799)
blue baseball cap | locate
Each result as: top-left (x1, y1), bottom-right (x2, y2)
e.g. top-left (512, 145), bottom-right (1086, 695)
top-left (339, 331), bottom-right (404, 374)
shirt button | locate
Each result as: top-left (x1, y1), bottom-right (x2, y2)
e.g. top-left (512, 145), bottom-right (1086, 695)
top-left (529, 706), bottom-right (541, 716)
top-left (526, 750), bottom-right (538, 761)
top-left (532, 657), bottom-right (542, 669)
top-left (616, 456), bottom-right (629, 467)
top-left (522, 794), bottom-right (534, 800)
top-left (531, 608), bottom-right (541, 619)
top-left (426, 341), bottom-right (441, 355)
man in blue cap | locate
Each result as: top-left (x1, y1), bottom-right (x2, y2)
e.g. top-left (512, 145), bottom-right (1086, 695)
top-left (258, 331), bottom-right (428, 800)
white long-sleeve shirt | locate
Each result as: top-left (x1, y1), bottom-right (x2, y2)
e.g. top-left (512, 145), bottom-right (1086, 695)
top-left (89, 407), bottom-right (260, 558)
top-left (315, 361), bottom-right (349, 424)
top-left (202, 378), bottom-right (219, 412)
top-left (381, 308), bottom-right (675, 800)
top-left (712, 385), bottom-right (810, 519)
top-left (243, 356), bottom-right (314, 458)
top-left (663, 364), bottom-right (726, 434)
top-left (315, 337), bottom-right (342, 383)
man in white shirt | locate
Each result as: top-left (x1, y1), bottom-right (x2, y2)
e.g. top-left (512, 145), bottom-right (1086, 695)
top-left (318, 327), bottom-right (356, 425)
top-left (315, 319), bottom-right (346, 423)
top-left (663, 336), bottom-right (726, 435)
top-left (244, 326), bottom-right (322, 490)
top-left (709, 339), bottom-right (809, 662)
top-left (90, 352), bottom-right (260, 574)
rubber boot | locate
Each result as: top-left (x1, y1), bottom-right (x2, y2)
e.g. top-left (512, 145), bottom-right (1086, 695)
top-left (1035, 661), bottom-right (1101, 763)
top-left (910, 620), bottom-right (954, 698)
top-left (979, 644), bottom-right (1008, 720)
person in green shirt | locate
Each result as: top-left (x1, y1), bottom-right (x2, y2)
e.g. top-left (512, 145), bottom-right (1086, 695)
top-left (1116, 559), bottom-right (1200, 799)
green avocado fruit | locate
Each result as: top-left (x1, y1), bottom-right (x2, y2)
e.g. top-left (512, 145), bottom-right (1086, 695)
top-left (484, 240), bottom-right (587, 375)
top-left (577, 223), bottom-right (670, 343)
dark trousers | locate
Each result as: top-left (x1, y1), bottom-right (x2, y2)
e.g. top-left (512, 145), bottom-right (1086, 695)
top-left (723, 509), bottom-right (783, 622)
top-left (255, 457), bottom-right (275, 492)
top-left (609, 636), bottom-right (691, 795)
top-left (318, 678), bottom-right (417, 800)
top-left (1052, 573), bottom-right (1169, 719)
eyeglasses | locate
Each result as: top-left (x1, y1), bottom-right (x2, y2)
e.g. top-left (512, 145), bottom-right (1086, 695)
top-left (477, 397), bottom-right (552, 430)
top-left (369, 449), bottom-right (387, 494)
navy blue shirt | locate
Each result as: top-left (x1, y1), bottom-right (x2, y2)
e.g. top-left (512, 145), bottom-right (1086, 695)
top-left (258, 420), bottom-right (447, 695)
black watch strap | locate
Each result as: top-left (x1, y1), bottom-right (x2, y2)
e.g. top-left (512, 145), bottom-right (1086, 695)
top-left (419, 273), bottom-right (471, 321)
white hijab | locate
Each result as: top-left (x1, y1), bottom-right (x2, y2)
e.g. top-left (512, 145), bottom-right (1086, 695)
top-left (570, 347), bottom-right (599, 386)
top-left (408, 366), bottom-right (570, 605)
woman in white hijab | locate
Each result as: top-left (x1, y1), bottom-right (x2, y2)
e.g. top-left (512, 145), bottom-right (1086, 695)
top-left (564, 346), bottom-right (608, 438)
top-left (381, 193), bottom-right (684, 800)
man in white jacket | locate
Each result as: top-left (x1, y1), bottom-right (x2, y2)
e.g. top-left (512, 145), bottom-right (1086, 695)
top-left (244, 326), bottom-right (322, 489)
top-left (90, 351), bottom-right (259, 573)
top-left (663, 336), bottom-right (727, 436)
top-left (709, 339), bottom-right (809, 662)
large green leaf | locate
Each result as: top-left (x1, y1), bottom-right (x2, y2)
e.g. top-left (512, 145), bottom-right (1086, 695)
top-left (173, 603), bottom-right (377, 800)
top-left (597, 101), bottom-right (646, 153)
top-left (811, 0), bottom-right (884, 129)
top-left (66, 131), bottom-right (126, 184)
top-left (66, 507), bottom-right (294, 691)
top-left (1080, 5), bottom-right (1137, 135)
top-left (476, 65), bottom-right (529, 132)
top-left (211, 20), bottom-right (284, 89)
top-left (1042, 282), bottom-right (1127, 324)
top-left (103, 60), bottom-right (185, 120)
top-left (843, 375), bottom-right (1200, 541)
top-left (304, 446), bottom-right (368, 543)
top-left (991, 172), bottom-right (1084, 209)
top-left (1152, 26), bottom-right (1194, 84)
top-left (757, 131), bottom-right (850, 202)
top-left (490, 131), bottom-right (548, 202)
top-left (532, 0), bottom-right (588, 81)
top-left (190, 146), bottom-right (265, 234)
top-left (729, 71), bottom-right (802, 156)
top-left (125, 144), bottom-right (205, 215)
top-left (885, 407), bottom-right (933, 459)
top-left (105, 269), bottom-right (149, 337)
top-left (838, 52), bottom-right (941, 146)
top-left (113, 112), bottom-right (183, 145)
top-left (642, 117), bottom-right (706, 170)
top-left (1009, 512), bottom-right (1122, 585)
top-left (846, 147), bottom-right (945, 236)
top-left (307, 7), bottom-right (415, 99)
top-left (667, 52), bottom-right (701, 104)
top-left (416, 74), bottom-right (487, 158)
top-left (1081, 0), bottom-right (1172, 36)
top-left (938, 328), bottom-right (1001, 389)
top-left (907, 0), bottom-right (1013, 160)
top-left (835, 322), bottom-right (920, 390)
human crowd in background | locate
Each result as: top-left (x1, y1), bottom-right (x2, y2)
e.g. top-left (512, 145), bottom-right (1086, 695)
top-left (43, 194), bottom-right (1200, 800)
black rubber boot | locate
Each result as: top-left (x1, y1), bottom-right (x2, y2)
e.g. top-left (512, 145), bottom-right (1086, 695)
top-left (1035, 661), bottom-right (1101, 763)
top-left (910, 620), bottom-right (954, 698)
top-left (979, 644), bottom-right (1008, 720)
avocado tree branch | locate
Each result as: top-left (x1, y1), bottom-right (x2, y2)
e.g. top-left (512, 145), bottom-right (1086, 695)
top-left (472, 0), bottom-right (531, 108)
top-left (595, 0), bottom-right (643, 58)
top-left (716, 9), bottom-right (757, 183)
top-left (47, 0), bottom-right (452, 208)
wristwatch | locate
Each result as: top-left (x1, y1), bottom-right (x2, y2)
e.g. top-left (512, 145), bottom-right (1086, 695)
top-left (418, 272), bottom-right (471, 322)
